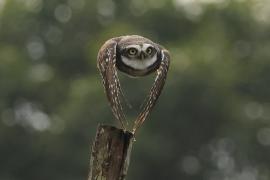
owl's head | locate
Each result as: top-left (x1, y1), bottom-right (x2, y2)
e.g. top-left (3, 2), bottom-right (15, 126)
top-left (117, 35), bottom-right (160, 73)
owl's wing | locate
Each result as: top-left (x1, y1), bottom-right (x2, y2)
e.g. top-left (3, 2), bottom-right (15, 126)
top-left (97, 39), bottom-right (126, 129)
top-left (133, 49), bottom-right (170, 133)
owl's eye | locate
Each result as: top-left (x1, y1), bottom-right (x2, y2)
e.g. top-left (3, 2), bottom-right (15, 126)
top-left (146, 47), bottom-right (153, 55)
top-left (127, 48), bottom-right (138, 56)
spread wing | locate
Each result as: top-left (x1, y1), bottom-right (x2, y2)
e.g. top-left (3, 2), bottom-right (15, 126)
top-left (97, 38), bottom-right (126, 129)
top-left (133, 49), bottom-right (170, 133)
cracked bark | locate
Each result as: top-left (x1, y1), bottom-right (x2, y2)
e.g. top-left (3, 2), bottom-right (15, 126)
top-left (88, 124), bottom-right (134, 180)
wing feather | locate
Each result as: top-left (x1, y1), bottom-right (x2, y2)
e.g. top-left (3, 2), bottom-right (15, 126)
top-left (97, 39), bottom-right (126, 129)
top-left (132, 49), bottom-right (170, 133)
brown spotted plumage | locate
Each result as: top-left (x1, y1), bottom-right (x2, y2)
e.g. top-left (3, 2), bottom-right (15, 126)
top-left (97, 35), bottom-right (170, 133)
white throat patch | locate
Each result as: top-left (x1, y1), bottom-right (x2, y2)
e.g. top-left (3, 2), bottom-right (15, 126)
top-left (121, 54), bottom-right (157, 70)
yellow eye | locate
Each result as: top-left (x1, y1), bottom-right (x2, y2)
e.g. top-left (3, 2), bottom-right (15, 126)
top-left (146, 47), bottom-right (153, 55)
top-left (128, 48), bottom-right (137, 56)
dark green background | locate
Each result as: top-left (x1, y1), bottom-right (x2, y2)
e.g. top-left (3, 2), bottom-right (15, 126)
top-left (1, 0), bottom-right (270, 179)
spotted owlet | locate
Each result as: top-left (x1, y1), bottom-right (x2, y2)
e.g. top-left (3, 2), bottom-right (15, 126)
top-left (97, 35), bottom-right (170, 133)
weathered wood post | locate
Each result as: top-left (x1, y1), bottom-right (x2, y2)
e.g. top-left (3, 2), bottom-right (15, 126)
top-left (88, 124), bottom-right (134, 180)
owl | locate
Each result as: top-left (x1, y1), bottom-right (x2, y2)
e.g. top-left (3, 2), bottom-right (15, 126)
top-left (97, 35), bottom-right (170, 134)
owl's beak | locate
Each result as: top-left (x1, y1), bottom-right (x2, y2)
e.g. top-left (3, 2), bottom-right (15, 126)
top-left (140, 52), bottom-right (147, 59)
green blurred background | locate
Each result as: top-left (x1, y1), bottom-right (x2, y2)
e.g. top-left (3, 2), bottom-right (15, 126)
top-left (1, 0), bottom-right (270, 179)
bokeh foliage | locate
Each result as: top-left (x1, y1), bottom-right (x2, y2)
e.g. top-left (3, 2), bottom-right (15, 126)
top-left (1, 0), bottom-right (270, 179)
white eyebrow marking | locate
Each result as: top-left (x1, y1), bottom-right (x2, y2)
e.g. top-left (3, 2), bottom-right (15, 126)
top-left (142, 43), bottom-right (153, 51)
top-left (125, 45), bottom-right (142, 53)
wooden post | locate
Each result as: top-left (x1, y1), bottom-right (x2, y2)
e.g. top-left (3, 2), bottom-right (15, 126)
top-left (88, 124), bottom-right (134, 180)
